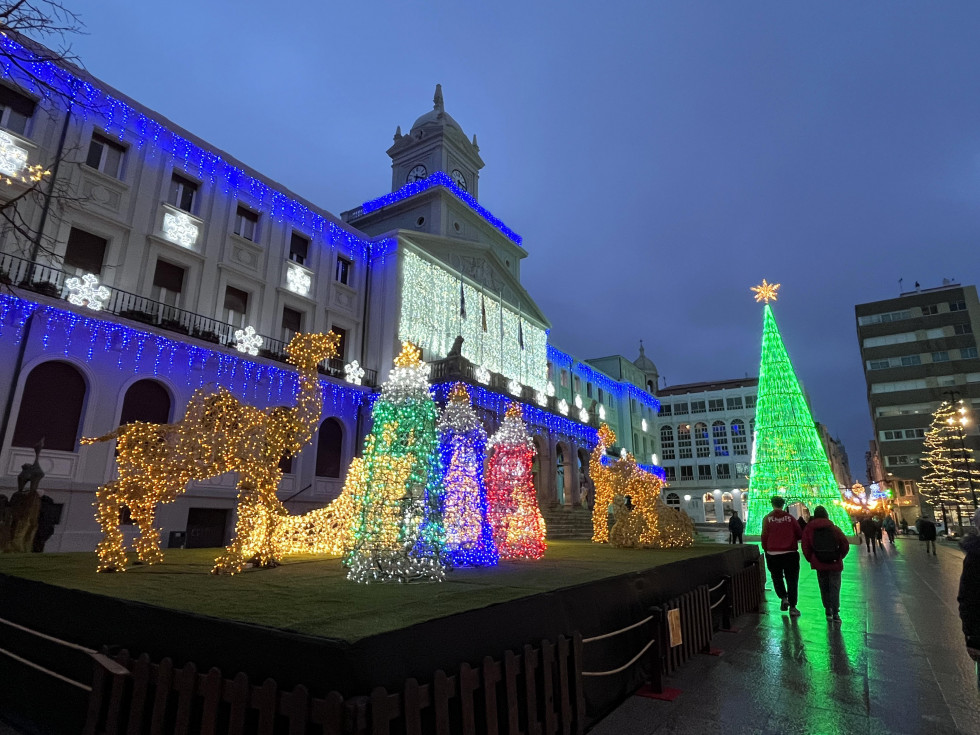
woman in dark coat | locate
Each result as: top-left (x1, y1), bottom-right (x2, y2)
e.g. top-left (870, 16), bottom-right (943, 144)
top-left (728, 512), bottom-right (744, 544)
top-left (958, 509), bottom-right (980, 663)
top-left (916, 516), bottom-right (937, 555)
top-left (801, 506), bottom-right (851, 624)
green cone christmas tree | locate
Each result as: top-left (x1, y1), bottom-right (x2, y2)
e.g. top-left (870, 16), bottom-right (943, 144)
top-left (745, 281), bottom-right (852, 534)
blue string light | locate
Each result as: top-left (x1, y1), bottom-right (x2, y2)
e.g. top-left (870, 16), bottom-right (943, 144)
top-left (361, 172), bottom-right (523, 247)
top-left (546, 345), bottom-right (661, 413)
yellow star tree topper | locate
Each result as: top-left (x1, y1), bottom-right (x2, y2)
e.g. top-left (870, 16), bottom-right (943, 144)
top-left (751, 279), bottom-right (780, 304)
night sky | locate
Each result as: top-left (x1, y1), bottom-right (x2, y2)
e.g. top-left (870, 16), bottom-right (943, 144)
top-left (59, 1), bottom-right (980, 480)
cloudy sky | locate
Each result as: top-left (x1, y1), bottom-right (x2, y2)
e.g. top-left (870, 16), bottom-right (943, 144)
top-left (61, 1), bottom-right (980, 478)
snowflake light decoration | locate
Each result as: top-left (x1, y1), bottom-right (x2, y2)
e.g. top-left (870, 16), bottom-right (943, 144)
top-left (599, 405), bottom-right (606, 420)
top-left (234, 325), bottom-right (263, 356)
top-left (545, 382), bottom-right (555, 397)
top-left (579, 408), bottom-right (589, 423)
top-left (507, 379), bottom-right (522, 396)
top-left (620, 447), bottom-right (628, 458)
top-left (162, 211), bottom-right (199, 248)
top-left (557, 398), bottom-right (569, 416)
top-left (574, 394), bottom-right (583, 409)
top-left (535, 390), bottom-right (547, 407)
top-left (65, 273), bottom-right (110, 311)
top-left (0, 131), bottom-right (28, 177)
top-left (344, 360), bottom-right (365, 385)
top-left (286, 264), bottom-right (312, 296)
top-left (642, 418), bottom-right (648, 432)
top-left (475, 365), bottom-right (491, 384)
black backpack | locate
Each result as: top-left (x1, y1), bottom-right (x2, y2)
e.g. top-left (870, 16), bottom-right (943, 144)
top-left (812, 526), bottom-right (840, 564)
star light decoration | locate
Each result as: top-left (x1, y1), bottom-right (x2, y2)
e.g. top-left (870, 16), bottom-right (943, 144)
top-left (474, 365), bottom-right (491, 384)
top-left (162, 211), bottom-right (199, 248)
top-left (65, 273), bottom-right (110, 311)
top-left (234, 325), bottom-right (263, 356)
top-left (344, 360), bottom-right (365, 385)
top-left (545, 382), bottom-right (555, 397)
top-left (574, 395), bottom-right (583, 410)
top-left (599, 405), bottom-right (606, 420)
top-left (751, 279), bottom-right (780, 304)
top-left (642, 419), bottom-right (648, 432)
top-left (286, 264), bottom-right (312, 296)
top-left (507, 379), bottom-right (522, 396)
top-left (579, 408), bottom-right (589, 423)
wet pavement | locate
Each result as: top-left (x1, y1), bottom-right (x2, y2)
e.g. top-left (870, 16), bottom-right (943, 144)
top-left (591, 536), bottom-right (980, 734)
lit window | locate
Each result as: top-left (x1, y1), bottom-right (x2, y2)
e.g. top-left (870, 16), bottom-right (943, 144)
top-left (712, 421), bottom-right (729, 456)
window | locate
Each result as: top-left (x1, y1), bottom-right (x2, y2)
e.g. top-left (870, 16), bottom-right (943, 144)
top-left (726, 396), bottom-right (742, 410)
top-left (332, 326), bottom-right (348, 360)
top-left (12, 361), bottom-right (86, 451)
top-left (674, 402), bottom-right (688, 415)
top-left (864, 333), bottom-right (916, 348)
top-left (868, 360), bottom-right (891, 370)
top-left (0, 84), bottom-right (36, 135)
top-left (712, 421), bottom-right (729, 456)
top-left (691, 400), bottom-right (706, 414)
top-left (660, 426), bottom-right (675, 460)
top-left (659, 403), bottom-right (671, 416)
top-left (950, 300), bottom-right (967, 312)
top-left (871, 379), bottom-right (928, 393)
top-left (665, 491), bottom-right (680, 505)
top-left (708, 399), bottom-right (724, 412)
top-left (63, 227), bottom-right (107, 275)
top-left (281, 307), bottom-right (303, 343)
top-left (586, 382), bottom-right (593, 398)
top-left (680, 465), bottom-right (693, 481)
top-left (335, 256), bottom-right (352, 285)
top-left (931, 351), bottom-right (950, 363)
top-left (731, 419), bottom-right (748, 455)
top-left (900, 355), bottom-right (921, 367)
top-left (234, 206), bottom-right (259, 241)
top-left (677, 424), bottom-right (692, 459)
top-left (858, 309), bottom-right (912, 326)
top-left (954, 324), bottom-right (972, 335)
top-left (716, 464), bottom-right (731, 479)
top-left (223, 286), bottom-right (249, 326)
top-left (574, 376), bottom-right (581, 393)
top-left (904, 428), bottom-right (926, 439)
top-left (85, 132), bottom-right (125, 179)
top-left (151, 259), bottom-right (185, 307)
top-left (315, 418), bottom-right (344, 477)
top-left (962, 347), bottom-right (979, 360)
top-left (168, 173), bottom-right (198, 212)
top-left (561, 370), bottom-right (569, 388)
top-left (120, 380), bottom-right (171, 425)
top-left (921, 304), bottom-right (939, 315)
top-left (664, 468), bottom-right (676, 483)
top-left (745, 396), bottom-right (756, 409)
top-left (886, 455), bottom-right (919, 466)
top-left (598, 388), bottom-right (604, 405)
top-left (694, 422), bottom-right (710, 458)
top-left (698, 465), bottom-right (712, 480)
top-left (289, 232), bottom-right (309, 265)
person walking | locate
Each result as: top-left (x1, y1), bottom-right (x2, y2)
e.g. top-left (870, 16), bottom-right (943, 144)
top-left (957, 509), bottom-right (980, 667)
top-left (900, 518), bottom-right (909, 535)
top-left (728, 511), bottom-right (744, 544)
top-left (860, 515), bottom-right (877, 555)
top-left (882, 515), bottom-right (897, 546)
top-left (801, 505), bottom-right (850, 624)
top-left (916, 515), bottom-right (937, 555)
top-left (761, 496), bottom-right (803, 617)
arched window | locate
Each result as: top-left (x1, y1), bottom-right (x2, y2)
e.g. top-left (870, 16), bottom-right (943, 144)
top-left (660, 425), bottom-right (675, 460)
top-left (677, 424), bottom-right (692, 459)
top-left (665, 492), bottom-right (680, 507)
top-left (120, 380), bottom-right (171, 425)
top-left (712, 420), bottom-right (729, 456)
top-left (703, 492), bottom-right (715, 503)
top-left (722, 492), bottom-right (733, 502)
top-left (750, 419), bottom-right (755, 438)
top-left (694, 422), bottom-right (710, 458)
top-left (315, 418), bottom-right (344, 478)
top-left (12, 361), bottom-right (86, 451)
top-left (731, 419), bottom-right (748, 456)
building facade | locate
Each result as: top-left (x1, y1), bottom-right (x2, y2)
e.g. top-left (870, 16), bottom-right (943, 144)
top-left (855, 281), bottom-right (980, 523)
top-left (0, 38), bottom-right (663, 551)
top-left (816, 422), bottom-right (853, 492)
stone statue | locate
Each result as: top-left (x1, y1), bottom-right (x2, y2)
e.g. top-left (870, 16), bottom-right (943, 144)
top-left (4, 440), bottom-right (44, 552)
top-left (447, 335), bottom-right (464, 358)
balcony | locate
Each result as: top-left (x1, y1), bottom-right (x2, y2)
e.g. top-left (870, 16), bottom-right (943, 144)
top-left (0, 251), bottom-right (376, 386)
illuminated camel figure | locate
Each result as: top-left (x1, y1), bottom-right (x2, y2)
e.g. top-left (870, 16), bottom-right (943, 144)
top-left (84, 332), bottom-right (341, 574)
top-left (590, 424), bottom-right (621, 543)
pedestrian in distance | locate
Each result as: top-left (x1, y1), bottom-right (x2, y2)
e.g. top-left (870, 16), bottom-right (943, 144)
top-left (801, 505), bottom-right (850, 625)
top-left (882, 515), bottom-right (897, 545)
top-left (728, 511), bottom-right (744, 544)
top-left (761, 495), bottom-right (803, 617)
top-left (916, 515), bottom-right (937, 555)
top-left (860, 515), bottom-right (878, 555)
top-left (900, 518), bottom-right (909, 535)
top-left (872, 516), bottom-right (884, 550)
top-left (957, 508), bottom-right (980, 670)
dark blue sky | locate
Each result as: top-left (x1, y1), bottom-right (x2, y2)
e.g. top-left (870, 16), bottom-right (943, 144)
top-left (63, 1), bottom-right (980, 479)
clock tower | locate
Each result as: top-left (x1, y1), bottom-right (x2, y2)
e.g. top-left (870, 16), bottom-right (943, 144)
top-left (387, 84), bottom-right (484, 199)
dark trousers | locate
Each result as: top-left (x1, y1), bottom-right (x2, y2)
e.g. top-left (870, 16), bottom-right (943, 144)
top-left (885, 530), bottom-right (895, 544)
top-left (765, 551), bottom-right (800, 606)
top-left (730, 532), bottom-right (743, 544)
top-left (816, 569), bottom-right (842, 613)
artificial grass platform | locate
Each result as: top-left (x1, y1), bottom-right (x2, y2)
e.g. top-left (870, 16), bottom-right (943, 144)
top-left (0, 541), bottom-right (728, 642)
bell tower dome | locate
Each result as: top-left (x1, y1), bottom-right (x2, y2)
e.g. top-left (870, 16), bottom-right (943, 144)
top-left (387, 84), bottom-right (485, 199)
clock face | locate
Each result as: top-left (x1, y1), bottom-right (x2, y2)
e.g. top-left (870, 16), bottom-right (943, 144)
top-left (407, 165), bottom-right (427, 183)
top-left (451, 169), bottom-right (467, 191)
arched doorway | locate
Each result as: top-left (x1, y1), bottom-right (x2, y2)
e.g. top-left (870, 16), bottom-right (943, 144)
top-left (13, 361), bottom-right (87, 451)
top-left (555, 443), bottom-right (566, 506)
top-left (315, 418), bottom-right (344, 478)
top-left (577, 448), bottom-right (591, 508)
top-left (120, 379), bottom-right (171, 425)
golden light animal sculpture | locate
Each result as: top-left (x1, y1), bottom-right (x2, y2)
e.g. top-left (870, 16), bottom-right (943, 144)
top-left (591, 423), bottom-right (620, 543)
top-left (83, 332), bottom-right (341, 574)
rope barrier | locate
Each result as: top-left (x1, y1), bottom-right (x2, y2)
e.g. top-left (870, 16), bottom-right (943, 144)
top-left (581, 615), bottom-right (653, 644)
top-left (0, 616), bottom-right (97, 654)
top-left (707, 579), bottom-right (725, 593)
top-left (709, 594), bottom-right (727, 610)
top-left (581, 639), bottom-right (655, 677)
top-left (0, 647), bottom-right (92, 692)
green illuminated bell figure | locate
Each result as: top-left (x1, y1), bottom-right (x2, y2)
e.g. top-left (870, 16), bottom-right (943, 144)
top-left (745, 281), bottom-right (852, 535)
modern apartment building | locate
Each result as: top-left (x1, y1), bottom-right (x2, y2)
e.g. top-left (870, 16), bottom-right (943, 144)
top-left (855, 281), bottom-right (980, 522)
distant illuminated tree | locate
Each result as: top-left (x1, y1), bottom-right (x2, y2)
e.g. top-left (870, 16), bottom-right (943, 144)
top-left (920, 400), bottom-right (980, 519)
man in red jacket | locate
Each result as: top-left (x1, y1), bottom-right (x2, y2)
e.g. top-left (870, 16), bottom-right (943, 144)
top-left (761, 495), bottom-right (803, 617)
top-left (801, 505), bottom-right (851, 624)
